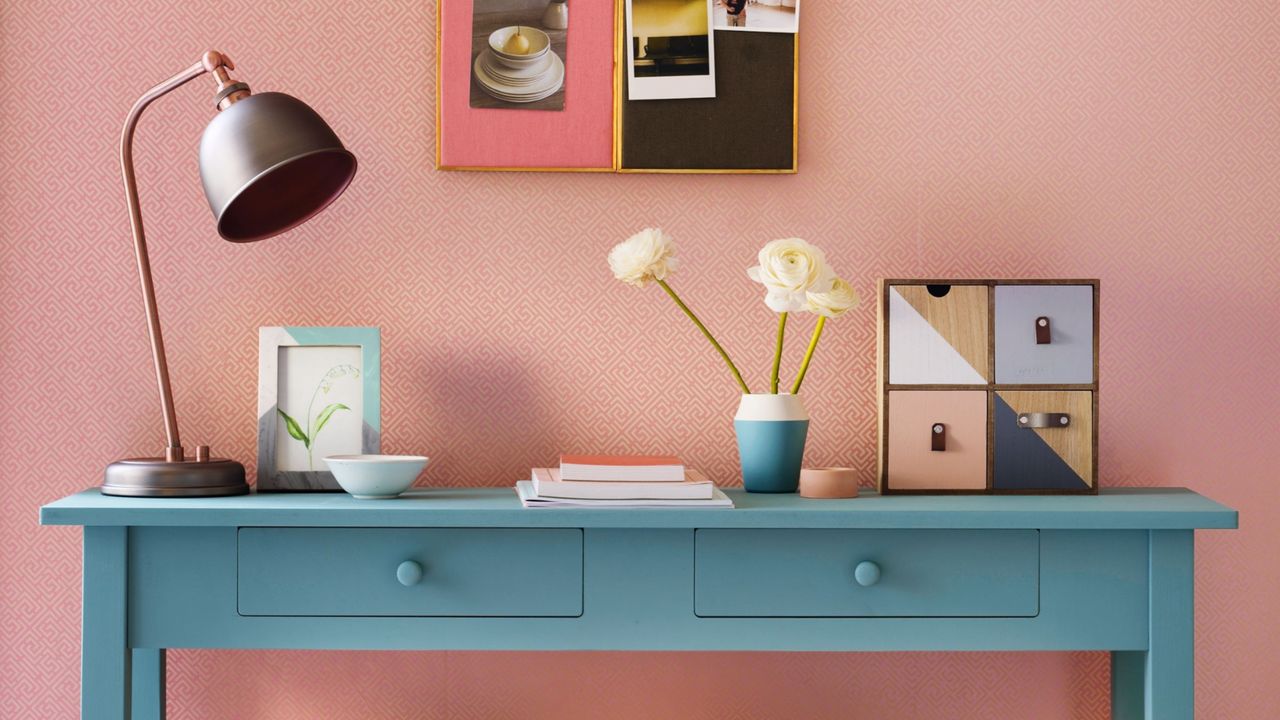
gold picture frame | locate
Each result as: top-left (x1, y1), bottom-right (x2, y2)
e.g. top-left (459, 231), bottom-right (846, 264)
top-left (435, 0), bottom-right (799, 173)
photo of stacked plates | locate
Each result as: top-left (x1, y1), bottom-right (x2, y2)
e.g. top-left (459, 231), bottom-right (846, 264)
top-left (475, 26), bottom-right (565, 104)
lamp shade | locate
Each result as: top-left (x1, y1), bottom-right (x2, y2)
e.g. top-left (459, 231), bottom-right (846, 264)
top-left (199, 92), bottom-right (357, 242)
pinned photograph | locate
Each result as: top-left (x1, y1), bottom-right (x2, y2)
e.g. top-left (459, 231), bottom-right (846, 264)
top-left (714, 0), bottom-right (799, 33)
top-left (470, 0), bottom-right (568, 111)
top-left (627, 0), bottom-right (716, 101)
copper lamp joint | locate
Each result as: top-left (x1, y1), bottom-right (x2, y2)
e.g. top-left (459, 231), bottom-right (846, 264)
top-left (202, 50), bottom-right (251, 110)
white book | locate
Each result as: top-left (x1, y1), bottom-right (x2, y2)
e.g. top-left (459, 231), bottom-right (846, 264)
top-left (514, 481), bottom-right (734, 509)
top-left (533, 468), bottom-right (714, 500)
top-left (558, 454), bottom-right (685, 482)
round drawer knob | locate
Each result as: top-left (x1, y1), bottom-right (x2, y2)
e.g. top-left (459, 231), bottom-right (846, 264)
top-left (854, 561), bottom-right (881, 587)
top-left (396, 560), bottom-right (424, 587)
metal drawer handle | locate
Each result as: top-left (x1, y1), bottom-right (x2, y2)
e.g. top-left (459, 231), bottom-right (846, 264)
top-left (931, 423), bottom-right (946, 451)
top-left (1036, 316), bottom-right (1052, 344)
top-left (854, 561), bottom-right (881, 587)
top-left (1018, 412), bottom-right (1070, 428)
top-left (396, 560), bottom-right (424, 587)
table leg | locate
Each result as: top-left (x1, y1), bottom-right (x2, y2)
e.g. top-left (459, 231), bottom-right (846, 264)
top-left (1111, 530), bottom-right (1194, 720)
top-left (83, 526), bottom-right (131, 720)
top-left (131, 649), bottom-right (166, 719)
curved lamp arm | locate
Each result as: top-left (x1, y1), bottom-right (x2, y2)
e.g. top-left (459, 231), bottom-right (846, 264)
top-left (120, 51), bottom-right (246, 461)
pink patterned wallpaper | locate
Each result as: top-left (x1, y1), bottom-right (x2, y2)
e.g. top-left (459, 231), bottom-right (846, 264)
top-left (1, 0), bottom-right (1276, 717)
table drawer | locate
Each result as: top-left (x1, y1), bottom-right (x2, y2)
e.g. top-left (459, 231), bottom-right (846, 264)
top-left (695, 529), bottom-right (1039, 617)
top-left (238, 528), bottom-right (583, 617)
top-left (887, 283), bottom-right (990, 384)
top-left (994, 390), bottom-right (1095, 491)
top-left (994, 284), bottom-right (1095, 384)
top-left (885, 390), bottom-right (988, 491)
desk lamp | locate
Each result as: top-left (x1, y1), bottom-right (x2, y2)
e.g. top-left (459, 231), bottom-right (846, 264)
top-left (102, 51), bottom-right (357, 497)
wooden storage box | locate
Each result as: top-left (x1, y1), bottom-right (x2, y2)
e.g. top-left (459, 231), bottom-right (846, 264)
top-left (877, 280), bottom-right (1099, 494)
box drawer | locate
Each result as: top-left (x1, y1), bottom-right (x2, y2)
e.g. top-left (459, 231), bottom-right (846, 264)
top-left (994, 390), bottom-right (1095, 491)
top-left (885, 390), bottom-right (987, 491)
top-left (994, 284), bottom-right (1095, 384)
top-left (887, 283), bottom-right (990, 384)
top-left (695, 529), bottom-right (1039, 617)
top-left (238, 528), bottom-right (583, 617)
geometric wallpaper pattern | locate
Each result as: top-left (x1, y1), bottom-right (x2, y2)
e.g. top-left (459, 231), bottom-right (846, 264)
top-left (2, 0), bottom-right (1277, 717)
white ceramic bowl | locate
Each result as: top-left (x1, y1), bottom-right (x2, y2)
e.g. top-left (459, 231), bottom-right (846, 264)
top-left (324, 455), bottom-right (428, 499)
top-left (488, 25), bottom-right (550, 66)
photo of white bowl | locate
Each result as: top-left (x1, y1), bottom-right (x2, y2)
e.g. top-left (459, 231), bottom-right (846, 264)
top-left (489, 25), bottom-right (551, 63)
top-left (324, 455), bottom-right (429, 499)
top-left (471, 9), bottom-right (566, 112)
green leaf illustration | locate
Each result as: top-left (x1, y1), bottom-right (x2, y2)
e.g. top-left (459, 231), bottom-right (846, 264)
top-left (313, 403), bottom-right (350, 438)
top-left (277, 408), bottom-right (310, 448)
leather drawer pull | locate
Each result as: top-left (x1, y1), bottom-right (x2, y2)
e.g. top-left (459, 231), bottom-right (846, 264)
top-left (1035, 316), bottom-right (1052, 344)
top-left (931, 423), bottom-right (946, 451)
top-left (1018, 412), bottom-right (1070, 428)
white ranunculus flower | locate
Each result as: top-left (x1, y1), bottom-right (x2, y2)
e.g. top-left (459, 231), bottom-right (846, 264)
top-left (746, 238), bottom-right (835, 312)
top-left (805, 277), bottom-right (860, 318)
top-left (609, 228), bottom-right (679, 287)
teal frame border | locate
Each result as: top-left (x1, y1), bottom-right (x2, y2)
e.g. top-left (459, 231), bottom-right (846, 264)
top-left (282, 326), bottom-right (381, 433)
top-left (257, 326), bottom-right (381, 491)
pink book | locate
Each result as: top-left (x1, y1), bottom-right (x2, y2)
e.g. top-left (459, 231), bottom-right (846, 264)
top-left (558, 454), bottom-right (685, 482)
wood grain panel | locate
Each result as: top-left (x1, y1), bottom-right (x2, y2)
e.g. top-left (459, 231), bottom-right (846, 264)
top-left (894, 285), bottom-right (991, 381)
top-left (996, 390), bottom-right (1094, 487)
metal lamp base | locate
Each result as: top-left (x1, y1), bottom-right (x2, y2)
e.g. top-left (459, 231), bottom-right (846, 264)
top-left (103, 457), bottom-right (250, 497)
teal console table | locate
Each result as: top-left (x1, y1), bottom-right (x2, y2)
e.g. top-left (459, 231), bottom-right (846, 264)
top-left (41, 487), bottom-right (1237, 719)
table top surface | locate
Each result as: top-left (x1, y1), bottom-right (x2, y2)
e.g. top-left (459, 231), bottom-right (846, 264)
top-left (41, 487), bottom-right (1238, 530)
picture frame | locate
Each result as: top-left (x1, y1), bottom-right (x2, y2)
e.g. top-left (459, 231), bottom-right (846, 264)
top-left (257, 327), bottom-right (381, 492)
top-left (434, 0), bottom-right (799, 173)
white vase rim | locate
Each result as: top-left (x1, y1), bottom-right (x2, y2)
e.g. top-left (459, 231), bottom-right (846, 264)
top-left (735, 392), bottom-right (809, 422)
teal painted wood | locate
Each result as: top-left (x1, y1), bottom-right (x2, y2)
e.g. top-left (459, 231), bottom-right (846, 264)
top-left (123, 526), bottom-right (1146, 652)
top-left (130, 649), bottom-right (164, 720)
top-left (1112, 651), bottom-right (1147, 718)
top-left (41, 487), bottom-right (1238, 530)
top-left (237, 528), bottom-right (583, 617)
top-left (694, 529), bottom-right (1039, 617)
top-left (1146, 530), bottom-right (1196, 718)
top-left (55, 490), bottom-right (1231, 717)
top-left (1111, 530), bottom-right (1196, 719)
top-left (83, 526), bottom-right (129, 720)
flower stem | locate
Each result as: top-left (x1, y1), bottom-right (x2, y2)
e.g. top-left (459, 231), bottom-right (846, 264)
top-left (771, 312), bottom-right (787, 393)
top-left (657, 279), bottom-right (751, 394)
top-left (791, 316), bottom-right (826, 394)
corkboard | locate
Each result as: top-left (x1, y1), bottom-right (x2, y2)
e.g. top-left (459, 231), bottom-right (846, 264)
top-left (619, 30), bottom-right (797, 172)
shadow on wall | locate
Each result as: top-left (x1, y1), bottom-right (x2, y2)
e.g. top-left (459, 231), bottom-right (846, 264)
top-left (407, 347), bottom-right (551, 482)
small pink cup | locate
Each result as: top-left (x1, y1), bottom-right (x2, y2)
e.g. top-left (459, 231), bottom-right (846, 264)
top-left (799, 467), bottom-right (860, 499)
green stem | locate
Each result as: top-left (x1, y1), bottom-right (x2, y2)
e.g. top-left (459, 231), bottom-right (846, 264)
top-left (303, 365), bottom-right (340, 471)
top-left (771, 312), bottom-right (788, 393)
top-left (791, 316), bottom-right (826, 394)
top-left (657, 279), bottom-right (751, 394)
top-left (304, 378), bottom-right (324, 471)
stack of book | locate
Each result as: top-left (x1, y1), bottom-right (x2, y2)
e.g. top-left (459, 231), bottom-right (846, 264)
top-left (516, 454), bottom-right (734, 509)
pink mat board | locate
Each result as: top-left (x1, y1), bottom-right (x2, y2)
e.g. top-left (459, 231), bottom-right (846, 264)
top-left (438, 1), bottom-right (615, 169)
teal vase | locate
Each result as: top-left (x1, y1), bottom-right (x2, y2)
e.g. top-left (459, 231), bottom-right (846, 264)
top-left (734, 393), bottom-right (809, 493)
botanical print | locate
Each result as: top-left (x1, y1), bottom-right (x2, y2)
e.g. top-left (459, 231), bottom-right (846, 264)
top-left (277, 363), bottom-right (360, 470)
